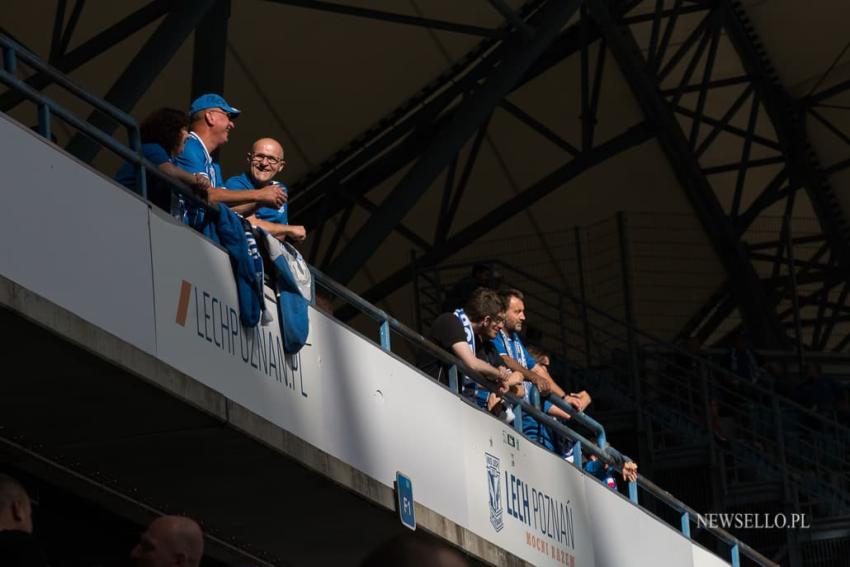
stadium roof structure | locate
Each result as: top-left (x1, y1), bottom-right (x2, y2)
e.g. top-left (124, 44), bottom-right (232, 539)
top-left (3, 0), bottom-right (850, 351)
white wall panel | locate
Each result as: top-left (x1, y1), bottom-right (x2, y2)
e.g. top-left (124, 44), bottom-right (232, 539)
top-left (0, 115), bottom-right (156, 353)
top-left (585, 475), bottom-right (694, 567)
top-left (693, 542), bottom-right (732, 567)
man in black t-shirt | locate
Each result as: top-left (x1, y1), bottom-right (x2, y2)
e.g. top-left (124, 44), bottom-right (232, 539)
top-left (425, 288), bottom-right (522, 407)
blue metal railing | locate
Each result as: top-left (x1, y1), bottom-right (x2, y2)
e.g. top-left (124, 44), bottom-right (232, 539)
top-left (416, 258), bottom-right (850, 512)
top-left (0, 32), bottom-right (775, 567)
top-left (311, 268), bottom-right (775, 567)
top-left (0, 33), bottom-right (210, 215)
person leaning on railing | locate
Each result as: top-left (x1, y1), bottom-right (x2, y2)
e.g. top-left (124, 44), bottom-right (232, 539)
top-left (422, 287), bottom-right (523, 410)
top-left (172, 94), bottom-right (287, 228)
top-left (223, 137), bottom-right (307, 243)
top-left (114, 107), bottom-right (212, 214)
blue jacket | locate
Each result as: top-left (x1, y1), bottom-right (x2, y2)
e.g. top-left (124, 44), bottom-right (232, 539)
top-left (200, 204), bottom-right (263, 327)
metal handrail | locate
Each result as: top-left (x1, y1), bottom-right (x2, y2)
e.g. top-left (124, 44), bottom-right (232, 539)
top-left (0, 33), bottom-right (213, 216)
top-left (422, 258), bottom-right (850, 437)
top-left (311, 268), bottom-right (776, 566)
top-left (0, 38), bottom-right (775, 566)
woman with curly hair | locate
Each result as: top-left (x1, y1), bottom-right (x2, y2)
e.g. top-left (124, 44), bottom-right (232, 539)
top-left (115, 107), bottom-right (210, 215)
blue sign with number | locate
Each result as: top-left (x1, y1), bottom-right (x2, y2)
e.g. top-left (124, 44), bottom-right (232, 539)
top-left (396, 471), bottom-right (416, 530)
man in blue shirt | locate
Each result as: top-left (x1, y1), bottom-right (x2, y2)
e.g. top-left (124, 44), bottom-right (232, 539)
top-left (492, 289), bottom-right (591, 450)
top-left (224, 138), bottom-right (307, 242)
top-left (174, 93), bottom-right (287, 226)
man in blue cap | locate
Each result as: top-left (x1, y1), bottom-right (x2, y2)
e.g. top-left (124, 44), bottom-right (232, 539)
top-left (174, 93), bottom-right (286, 227)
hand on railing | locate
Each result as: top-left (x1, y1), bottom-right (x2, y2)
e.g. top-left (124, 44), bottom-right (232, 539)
top-left (621, 460), bottom-right (638, 483)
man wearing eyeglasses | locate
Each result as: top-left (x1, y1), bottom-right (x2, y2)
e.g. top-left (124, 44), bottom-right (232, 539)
top-left (174, 94), bottom-right (287, 228)
top-left (224, 138), bottom-right (307, 242)
top-left (422, 287), bottom-right (523, 411)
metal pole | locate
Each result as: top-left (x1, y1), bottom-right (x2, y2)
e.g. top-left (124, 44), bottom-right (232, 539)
top-left (617, 212), bottom-right (640, 394)
top-left (37, 103), bottom-right (51, 140)
top-left (574, 225), bottom-right (593, 366)
top-left (379, 320), bottom-right (391, 351)
top-left (558, 294), bottom-right (569, 383)
top-left (3, 46), bottom-right (15, 73)
top-left (783, 214), bottom-right (806, 375)
top-left (410, 250), bottom-right (422, 332)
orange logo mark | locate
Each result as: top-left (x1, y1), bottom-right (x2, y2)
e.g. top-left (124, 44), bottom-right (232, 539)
top-left (175, 280), bottom-right (192, 326)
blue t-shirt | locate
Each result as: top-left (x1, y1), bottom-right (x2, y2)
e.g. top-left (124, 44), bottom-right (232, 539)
top-left (115, 143), bottom-right (172, 213)
top-left (492, 331), bottom-right (536, 370)
top-left (174, 133), bottom-right (220, 227)
top-left (223, 172), bottom-right (289, 224)
top-left (493, 332), bottom-right (551, 448)
top-left (585, 459), bottom-right (617, 490)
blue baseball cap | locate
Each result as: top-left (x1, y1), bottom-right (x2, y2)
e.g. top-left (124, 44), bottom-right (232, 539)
top-left (189, 93), bottom-right (240, 117)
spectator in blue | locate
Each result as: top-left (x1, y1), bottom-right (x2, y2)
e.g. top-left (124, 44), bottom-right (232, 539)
top-left (224, 138), bottom-right (307, 242)
top-left (491, 289), bottom-right (591, 450)
top-left (424, 288), bottom-right (523, 409)
top-left (115, 108), bottom-right (211, 214)
top-left (174, 93), bottom-right (287, 227)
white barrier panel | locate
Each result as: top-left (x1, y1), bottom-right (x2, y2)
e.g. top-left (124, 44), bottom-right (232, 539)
top-left (0, 115), bottom-right (156, 354)
top-left (693, 544), bottom-right (732, 567)
top-left (150, 212), bottom-right (470, 524)
top-left (0, 111), bottom-right (751, 567)
top-left (462, 409), bottom-right (595, 566)
top-left (148, 208), bottom-right (742, 566)
top-left (585, 475), bottom-right (696, 567)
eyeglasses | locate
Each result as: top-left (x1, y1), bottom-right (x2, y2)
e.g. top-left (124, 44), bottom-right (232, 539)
top-left (208, 108), bottom-right (236, 121)
top-left (250, 153), bottom-right (284, 166)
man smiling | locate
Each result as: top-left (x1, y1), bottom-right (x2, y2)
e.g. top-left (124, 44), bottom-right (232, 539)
top-left (224, 137), bottom-right (306, 242)
top-left (174, 94), bottom-right (286, 227)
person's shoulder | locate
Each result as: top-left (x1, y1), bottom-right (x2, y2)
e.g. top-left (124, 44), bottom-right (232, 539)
top-left (174, 136), bottom-right (206, 170)
top-left (224, 172), bottom-right (252, 189)
top-left (142, 142), bottom-right (170, 165)
top-left (431, 312), bottom-right (463, 329)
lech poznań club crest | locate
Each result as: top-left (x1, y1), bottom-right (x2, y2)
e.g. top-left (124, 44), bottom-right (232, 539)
top-left (486, 452), bottom-right (504, 532)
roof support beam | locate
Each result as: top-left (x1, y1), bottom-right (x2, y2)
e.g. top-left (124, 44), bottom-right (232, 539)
top-left (265, 0), bottom-right (502, 38)
top-left (65, 0), bottom-right (216, 164)
top-left (586, 0), bottom-right (787, 349)
top-left (720, 0), bottom-right (850, 273)
top-left (0, 1), bottom-right (171, 113)
top-left (325, 0), bottom-right (582, 284)
top-left (191, 0), bottom-right (231, 102)
top-left (337, 122), bottom-right (653, 318)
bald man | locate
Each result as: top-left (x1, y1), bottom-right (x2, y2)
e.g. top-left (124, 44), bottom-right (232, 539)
top-left (131, 515), bottom-right (204, 567)
top-left (224, 138), bottom-right (307, 243)
top-left (0, 473), bottom-right (48, 567)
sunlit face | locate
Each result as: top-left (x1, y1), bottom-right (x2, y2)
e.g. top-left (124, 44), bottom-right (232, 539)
top-left (206, 108), bottom-right (236, 145)
top-left (481, 312), bottom-right (506, 339)
top-left (248, 139), bottom-right (285, 186)
top-left (504, 296), bottom-right (525, 333)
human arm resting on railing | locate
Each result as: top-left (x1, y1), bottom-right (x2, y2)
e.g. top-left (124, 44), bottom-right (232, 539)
top-left (450, 341), bottom-right (519, 389)
top-left (247, 217), bottom-right (307, 242)
top-left (207, 185), bottom-right (286, 209)
top-left (499, 354), bottom-right (565, 397)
